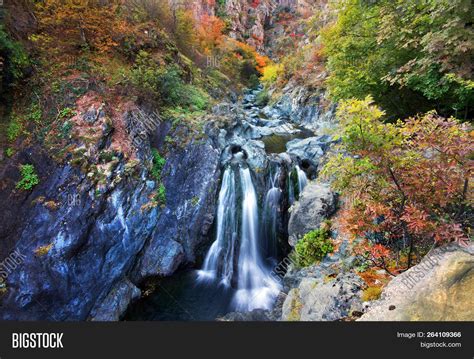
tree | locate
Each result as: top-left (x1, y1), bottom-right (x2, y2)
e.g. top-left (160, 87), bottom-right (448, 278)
top-left (34, 0), bottom-right (126, 57)
top-left (322, 97), bottom-right (473, 270)
top-left (321, 0), bottom-right (474, 119)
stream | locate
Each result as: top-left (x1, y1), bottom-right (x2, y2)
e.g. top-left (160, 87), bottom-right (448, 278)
top-left (125, 87), bottom-right (316, 320)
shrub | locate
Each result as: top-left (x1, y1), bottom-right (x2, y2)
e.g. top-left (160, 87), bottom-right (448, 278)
top-left (255, 89), bottom-right (269, 107)
top-left (322, 98), bottom-right (472, 269)
top-left (154, 183), bottom-right (166, 205)
top-left (28, 103), bottom-right (42, 123)
top-left (6, 116), bottom-right (22, 142)
top-left (0, 25), bottom-right (30, 84)
top-left (58, 107), bottom-right (76, 119)
top-left (150, 148), bottom-right (165, 181)
top-left (181, 85), bottom-right (209, 111)
top-left (16, 164), bottom-right (40, 190)
top-left (293, 226), bottom-right (334, 267)
top-left (261, 63), bottom-right (283, 87)
top-left (130, 51), bottom-right (182, 105)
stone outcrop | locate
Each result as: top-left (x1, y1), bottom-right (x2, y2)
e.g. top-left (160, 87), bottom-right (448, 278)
top-left (359, 244), bottom-right (474, 321)
top-left (0, 105), bottom-right (221, 320)
top-left (281, 272), bottom-right (364, 321)
top-left (288, 182), bottom-right (337, 246)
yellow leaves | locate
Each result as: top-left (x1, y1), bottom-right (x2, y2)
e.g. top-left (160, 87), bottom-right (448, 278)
top-left (261, 63), bottom-right (283, 85)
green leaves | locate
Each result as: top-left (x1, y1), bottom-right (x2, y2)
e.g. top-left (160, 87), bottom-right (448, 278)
top-left (151, 148), bottom-right (165, 181)
top-left (293, 226), bottom-right (334, 268)
top-left (321, 0), bottom-right (474, 118)
top-left (16, 164), bottom-right (40, 191)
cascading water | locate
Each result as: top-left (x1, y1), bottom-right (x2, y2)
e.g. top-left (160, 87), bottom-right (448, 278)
top-left (198, 163), bottom-right (280, 312)
top-left (233, 167), bottom-right (280, 311)
top-left (197, 167), bottom-right (237, 287)
top-left (296, 165), bottom-right (308, 194)
top-left (262, 167), bottom-right (281, 260)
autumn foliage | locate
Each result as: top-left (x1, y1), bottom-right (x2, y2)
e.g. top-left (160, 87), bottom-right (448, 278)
top-left (34, 0), bottom-right (128, 56)
top-left (323, 97), bottom-right (473, 271)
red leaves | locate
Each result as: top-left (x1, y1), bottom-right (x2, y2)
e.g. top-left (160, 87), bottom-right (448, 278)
top-left (370, 244), bottom-right (391, 259)
top-left (401, 205), bottom-right (434, 236)
top-left (250, 0), bottom-right (260, 9)
top-left (336, 111), bottom-right (472, 259)
top-left (434, 223), bottom-right (469, 247)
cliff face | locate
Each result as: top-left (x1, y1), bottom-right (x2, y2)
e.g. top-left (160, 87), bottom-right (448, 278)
top-left (0, 99), bottom-right (221, 320)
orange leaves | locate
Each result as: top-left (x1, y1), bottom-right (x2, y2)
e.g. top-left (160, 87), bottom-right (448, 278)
top-left (35, 0), bottom-right (127, 59)
top-left (255, 53), bottom-right (270, 74)
top-left (370, 244), bottom-right (391, 260)
top-left (196, 14), bottom-right (225, 54)
top-left (233, 40), bottom-right (270, 74)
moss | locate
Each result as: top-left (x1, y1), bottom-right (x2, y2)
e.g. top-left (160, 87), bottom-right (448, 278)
top-left (151, 148), bottom-right (166, 181)
top-left (7, 115), bottom-right (22, 142)
top-left (44, 200), bottom-right (60, 211)
top-left (5, 147), bottom-right (14, 157)
top-left (154, 183), bottom-right (166, 205)
top-left (286, 289), bottom-right (302, 321)
top-left (361, 286), bottom-right (382, 302)
top-left (191, 196), bottom-right (200, 206)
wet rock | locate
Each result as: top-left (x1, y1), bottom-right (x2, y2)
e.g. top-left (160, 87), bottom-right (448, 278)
top-left (359, 244), bottom-right (474, 321)
top-left (218, 309), bottom-right (271, 321)
top-left (286, 136), bottom-right (326, 166)
top-left (89, 279), bottom-right (141, 321)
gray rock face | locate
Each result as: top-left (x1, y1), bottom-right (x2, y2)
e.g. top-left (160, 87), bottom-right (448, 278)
top-left (273, 83), bottom-right (336, 131)
top-left (281, 272), bottom-right (364, 321)
top-left (0, 126), bottom-right (220, 320)
top-left (359, 244), bottom-right (474, 321)
top-left (288, 182), bottom-right (337, 246)
top-left (285, 136), bottom-right (328, 166)
top-left (89, 279), bottom-right (141, 321)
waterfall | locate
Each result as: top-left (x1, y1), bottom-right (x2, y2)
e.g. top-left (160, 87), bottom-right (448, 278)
top-left (262, 168), bottom-right (281, 260)
top-left (233, 167), bottom-right (280, 311)
top-left (296, 165), bottom-right (308, 194)
top-left (198, 165), bottom-right (280, 312)
top-left (197, 167), bottom-right (237, 286)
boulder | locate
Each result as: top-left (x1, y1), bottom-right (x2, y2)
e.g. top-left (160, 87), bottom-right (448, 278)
top-left (288, 182), bottom-right (337, 246)
top-left (285, 136), bottom-right (332, 166)
top-left (281, 272), bottom-right (364, 321)
top-left (359, 244), bottom-right (474, 321)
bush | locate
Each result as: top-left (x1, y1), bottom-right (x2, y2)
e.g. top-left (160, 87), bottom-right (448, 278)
top-left (16, 164), bottom-right (39, 190)
top-left (293, 226), bottom-right (334, 267)
top-left (255, 89), bottom-right (270, 107)
top-left (6, 116), bottom-right (22, 142)
top-left (151, 148), bottom-right (165, 181)
top-left (5, 148), bottom-right (14, 157)
top-left (154, 183), bottom-right (166, 205)
top-left (261, 63), bottom-right (283, 87)
top-left (130, 51), bottom-right (182, 105)
top-left (0, 25), bottom-right (30, 84)
top-left (130, 51), bottom-right (208, 110)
